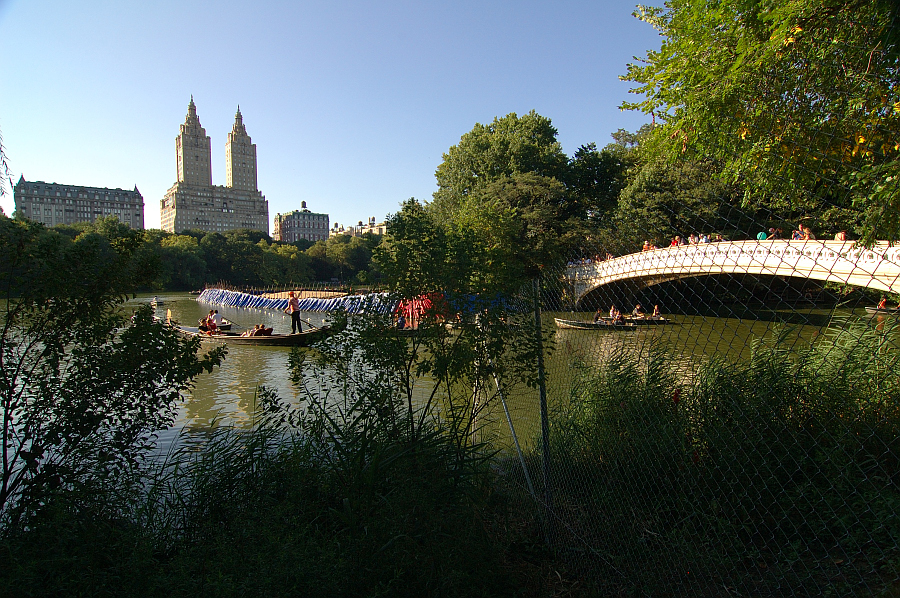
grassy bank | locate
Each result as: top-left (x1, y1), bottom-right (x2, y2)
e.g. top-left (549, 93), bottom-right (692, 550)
top-left (546, 320), bottom-right (900, 595)
top-left (4, 314), bottom-right (900, 596)
top-left (0, 390), bottom-right (557, 597)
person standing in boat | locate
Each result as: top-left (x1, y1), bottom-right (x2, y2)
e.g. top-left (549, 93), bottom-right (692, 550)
top-left (878, 296), bottom-right (888, 310)
top-left (285, 291), bottom-right (303, 334)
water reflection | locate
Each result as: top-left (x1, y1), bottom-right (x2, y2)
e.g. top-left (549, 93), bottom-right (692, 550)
top-left (134, 293), bottom-right (330, 448)
top-left (135, 294), bottom-right (883, 454)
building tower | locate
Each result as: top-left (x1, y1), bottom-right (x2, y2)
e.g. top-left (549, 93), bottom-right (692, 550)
top-left (225, 106), bottom-right (258, 192)
top-left (175, 96), bottom-right (213, 186)
top-left (161, 98), bottom-right (268, 234)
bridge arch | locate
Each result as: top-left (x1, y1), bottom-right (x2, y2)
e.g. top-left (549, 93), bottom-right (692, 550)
top-left (567, 240), bottom-right (900, 305)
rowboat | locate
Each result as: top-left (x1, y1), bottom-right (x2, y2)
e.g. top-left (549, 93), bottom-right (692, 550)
top-left (176, 325), bottom-right (330, 346)
top-left (623, 316), bottom-right (671, 325)
top-left (865, 306), bottom-right (900, 315)
top-left (197, 318), bottom-right (234, 331)
top-left (554, 318), bottom-right (638, 331)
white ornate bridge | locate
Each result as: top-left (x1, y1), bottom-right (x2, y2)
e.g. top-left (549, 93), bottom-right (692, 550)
top-left (567, 240), bottom-right (900, 303)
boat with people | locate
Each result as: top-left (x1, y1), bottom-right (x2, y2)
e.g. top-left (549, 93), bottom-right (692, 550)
top-left (175, 325), bottom-right (331, 347)
top-left (197, 317), bottom-right (234, 331)
top-left (554, 317), bottom-right (638, 331)
top-left (622, 316), bottom-right (672, 325)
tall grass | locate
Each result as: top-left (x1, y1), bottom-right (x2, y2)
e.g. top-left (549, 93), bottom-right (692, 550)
top-left (0, 381), bottom-right (540, 597)
top-left (548, 320), bottom-right (900, 595)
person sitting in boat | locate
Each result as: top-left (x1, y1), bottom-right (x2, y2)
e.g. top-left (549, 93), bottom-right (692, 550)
top-left (878, 297), bottom-right (888, 309)
top-left (252, 324), bottom-right (268, 336)
top-left (211, 310), bottom-right (224, 329)
top-left (199, 310), bottom-right (217, 333)
top-left (397, 314), bottom-right (406, 329)
top-left (609, 305), bottom-right (618, 319)
top-left (652, 304), bottom-right (661, 318)
top-left (632, 304), bottom-right (645, 318)
top-left (593, 309), bottom-right (604, 323)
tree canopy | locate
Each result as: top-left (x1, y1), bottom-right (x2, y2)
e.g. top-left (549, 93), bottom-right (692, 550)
top-left (431, 111), bottom-right (569, 222)
top-left (621, 0), bottom-right (900, 244)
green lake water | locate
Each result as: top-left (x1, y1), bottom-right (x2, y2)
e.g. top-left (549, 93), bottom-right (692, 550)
top-left (140, 293), bottom-right (878, 454)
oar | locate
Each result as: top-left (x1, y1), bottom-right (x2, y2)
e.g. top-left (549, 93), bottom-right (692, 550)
top-left (300, 317), bottom-right (322, 330)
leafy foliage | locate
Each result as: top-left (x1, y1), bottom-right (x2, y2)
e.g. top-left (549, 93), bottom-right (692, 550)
top-left (621, 0), bottom-right (900, 244)
top-left (614, 158), bottom-right (740, 246)
top-left (431, 110), bottom-right (570, 223)
top-left (0, 214), bottom-right (224, 528)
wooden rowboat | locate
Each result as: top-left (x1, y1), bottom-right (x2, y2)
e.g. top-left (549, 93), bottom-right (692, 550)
top-left (622, 316), bottom-right (671, 325)
top-left (554, 318), bottom-right (638, 331)
top-left (176, 325), bottom-right (330, 347)
top-left (197, 318), bottom-right (234, 331)
top-left (865, 306), bottom-right (900, 315)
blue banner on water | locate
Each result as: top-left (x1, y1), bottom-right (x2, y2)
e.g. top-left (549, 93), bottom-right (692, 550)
top-left (196, 289), bottom-right (397, 314)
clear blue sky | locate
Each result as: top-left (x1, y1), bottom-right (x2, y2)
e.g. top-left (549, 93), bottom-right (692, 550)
top-left (0, 0), bottom-right (660, 231)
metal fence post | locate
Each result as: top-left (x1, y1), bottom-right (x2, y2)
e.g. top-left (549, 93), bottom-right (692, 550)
top-left (532, 276), bottom-right (554, 546)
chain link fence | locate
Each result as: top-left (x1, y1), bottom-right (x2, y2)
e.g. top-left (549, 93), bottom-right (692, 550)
top-left (474, 10), bottom-right (900, 592)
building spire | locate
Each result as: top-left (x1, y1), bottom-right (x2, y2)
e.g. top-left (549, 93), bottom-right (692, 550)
top-left (186, 95), bottom-right (198, 122)
top-left (232, 104), bottom-right (246, 135)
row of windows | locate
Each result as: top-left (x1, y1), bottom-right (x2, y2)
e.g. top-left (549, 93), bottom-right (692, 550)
top-left (21, 190), bottom-right (139, 201)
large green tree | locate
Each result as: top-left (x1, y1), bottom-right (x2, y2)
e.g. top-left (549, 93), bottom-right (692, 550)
top-left (459, 173), bottom-right (574, 283)
top-left (375, 199), bottom-right (456, 297)
top-left (430, 111), bottom-right (569, 222)
top-left (622, 0), bottom-right (900, 243)
top-left (614, 159), bottom-right (741, 249)
top-left (567, 142), bottom-right (634, 223)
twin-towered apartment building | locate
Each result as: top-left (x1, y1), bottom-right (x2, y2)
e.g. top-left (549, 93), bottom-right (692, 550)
top-left (13, 98), bottom-right (381, 242)
top-left (159, 98), bottom-right (270, 235)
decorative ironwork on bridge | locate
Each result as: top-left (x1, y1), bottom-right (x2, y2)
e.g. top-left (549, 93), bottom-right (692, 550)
top-left (567, 240), bottom-right (900, 303)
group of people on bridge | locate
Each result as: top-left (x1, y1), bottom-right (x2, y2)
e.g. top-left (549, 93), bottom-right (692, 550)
top-left (569, 223), bottom-right (854, 270)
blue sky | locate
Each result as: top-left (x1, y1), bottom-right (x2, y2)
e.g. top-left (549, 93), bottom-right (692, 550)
top-left (0, 0), bottom-right (661, 231)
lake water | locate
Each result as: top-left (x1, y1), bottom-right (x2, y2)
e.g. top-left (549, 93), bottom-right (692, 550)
top-left (140, 292), bottom-right (872, 454)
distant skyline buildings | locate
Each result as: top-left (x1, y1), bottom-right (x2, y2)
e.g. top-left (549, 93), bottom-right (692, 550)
top-left (273, 201), bottom-right (329, 243)
top-left (160, 99), bottom-right (269, 234)
top-left (13, 177), bottom-right (144, 229)
top-left (330, 216), bottom-right (387, 238)
top-left (0, 2), bottom-right (660, 230)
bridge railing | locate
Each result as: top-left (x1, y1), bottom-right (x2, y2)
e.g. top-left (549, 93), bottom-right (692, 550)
top-left (566, 240), bottom-right (900, 300)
